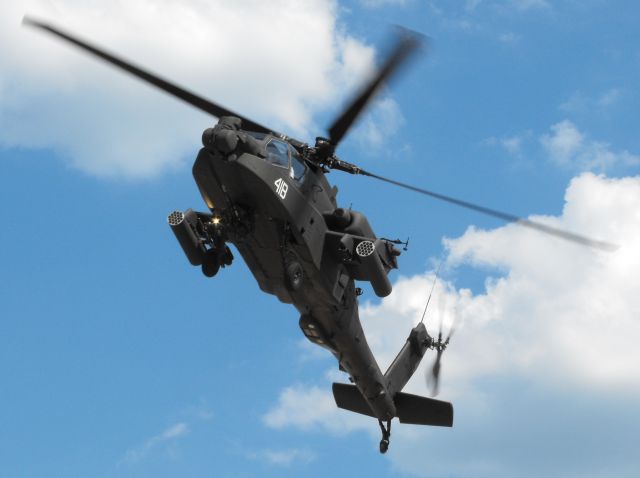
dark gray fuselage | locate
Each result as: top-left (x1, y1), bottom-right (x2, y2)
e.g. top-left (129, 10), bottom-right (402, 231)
top-left (193, 133), bottom-right (398, 420)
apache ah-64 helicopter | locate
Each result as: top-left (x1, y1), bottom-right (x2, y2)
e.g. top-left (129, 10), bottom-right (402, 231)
top-left (25, 17), bottom-right (616, 454)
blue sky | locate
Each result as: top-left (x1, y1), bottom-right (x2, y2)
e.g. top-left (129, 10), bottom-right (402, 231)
top-left (1, 1), bottom-right (639, 477)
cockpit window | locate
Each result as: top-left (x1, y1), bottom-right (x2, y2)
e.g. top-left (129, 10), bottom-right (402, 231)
top-left (290, 148), bottom-right (307, 184)
top-left (265, 139), bottom-right (290, 168)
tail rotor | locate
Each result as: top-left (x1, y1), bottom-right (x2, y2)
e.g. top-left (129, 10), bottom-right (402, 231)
top-left (425, 291), bottom-right (457, 397)
top-left (427, 324), bottom-right (454, 397)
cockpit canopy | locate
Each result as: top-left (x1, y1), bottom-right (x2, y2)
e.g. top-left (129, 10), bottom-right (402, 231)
top-left (248, 133), bottom-right (307, 185)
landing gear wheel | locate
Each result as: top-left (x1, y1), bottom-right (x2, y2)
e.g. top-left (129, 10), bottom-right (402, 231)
top-left (379, 439), bottom-right (389, 454)
top-left (285, 261), bottom-right (304, 291)
top-left (201, 249), bottom-right (220, 278)
top-left (220, 246), bottom-right (234, 266)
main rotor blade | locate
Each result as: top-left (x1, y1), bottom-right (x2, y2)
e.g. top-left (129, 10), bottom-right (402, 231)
top-left (22, 16), bottom-right (273, 135)
top-left (360, 170), bottom-right (618, 252)
top-left (327, 28), bottom-right (424, 147)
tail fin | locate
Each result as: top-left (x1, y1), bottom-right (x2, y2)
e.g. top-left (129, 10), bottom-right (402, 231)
top-left (384, 322), bottom-right (431, 398)
top-left (332, 383), bottom-right (453, 427)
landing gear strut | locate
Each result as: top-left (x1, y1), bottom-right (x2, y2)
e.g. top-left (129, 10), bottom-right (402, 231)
top-left (378, 419), bottom-right (391, 454)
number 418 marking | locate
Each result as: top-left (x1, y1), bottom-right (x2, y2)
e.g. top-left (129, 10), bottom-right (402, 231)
top-left (274, 178), bottom-right (288, 199)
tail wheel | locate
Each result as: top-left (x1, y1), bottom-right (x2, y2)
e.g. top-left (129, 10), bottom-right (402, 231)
top-left (285, 261), bottom-right (304, 291)
top-left (202, 249), bottom-right (220, 278)
top-left (378, 419), bottom-right (391, 454)
top-left (379, 439), bottom-right (389, 454)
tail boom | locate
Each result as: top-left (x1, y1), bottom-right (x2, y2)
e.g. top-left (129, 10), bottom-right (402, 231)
top-left (384, 322), bottom-right (431, 398)
top-left (331, 322), bottom-right (453, 427)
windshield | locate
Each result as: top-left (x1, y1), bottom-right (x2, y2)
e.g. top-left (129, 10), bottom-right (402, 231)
top-left (290, 148), bottom-right (307, 184)
top-left (265, 139), bottom-right (290, 168)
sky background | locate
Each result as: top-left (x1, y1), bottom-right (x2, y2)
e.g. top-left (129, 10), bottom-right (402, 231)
top-left (1, 1), bottom-right (639, 477)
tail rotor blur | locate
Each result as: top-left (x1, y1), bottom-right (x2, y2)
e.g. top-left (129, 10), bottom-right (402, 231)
top-left (426, 290), bottom-right (458, 397)
top-left (427, 326), bottom-right (455, 397)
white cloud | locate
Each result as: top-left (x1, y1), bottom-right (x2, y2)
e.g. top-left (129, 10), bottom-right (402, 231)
top-left (122, 422), bottom-right (190, 464)
top-left (500, 135), bottom-right (523, 155)
top-left (181, 402), bottom-right (215, 422)
top-left (352, 95), bottom-right (405, 151)
top-left (499, 133), bottom-right (530, 157)
top-left (248, 448), bottom-right (317, 467)
top-left (262, 384), bottom-right (372, 435)
top-left (540, 120), bottom-right (584, 164)
top-left (486, 121), bottom-right (639, 172)
top-left (263, 172), bottom-right (640, 475)
top-left (0, 0), bottom-right (376, 178)
top-left (597, 87), bottom-right (623, 108)
top-left (540, 120), bottom-right (640, 170)
top-left (560, 91), bottom-right (589, 113)
top-left (443, 173), bottom-right (640, 390)
top-left (498, 31), bottom-right (520, 43)
top-left (484, 130), bottom-right (533, 160)
top-left (561, 88), bottom-right (625, 113)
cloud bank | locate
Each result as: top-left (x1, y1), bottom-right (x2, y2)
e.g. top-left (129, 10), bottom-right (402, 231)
top-left (541, 120), bottom-right (640, 171)
top-left (263, 171), bottom-right (640, 476)
top-left (1, 0), bottom-right (375, 178)
top-left (489, 119), bottom-right (639, 173)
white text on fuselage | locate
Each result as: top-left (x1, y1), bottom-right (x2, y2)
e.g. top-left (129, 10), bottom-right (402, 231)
top-left (274, 178), bottom-right (288, 199)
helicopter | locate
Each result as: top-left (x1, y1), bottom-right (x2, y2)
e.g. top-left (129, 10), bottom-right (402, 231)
top-left (24, 17), bottom-right (617, 454)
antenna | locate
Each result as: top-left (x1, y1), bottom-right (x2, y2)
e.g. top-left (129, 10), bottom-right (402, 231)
top-left (420, 259), bottom-right (443, 324)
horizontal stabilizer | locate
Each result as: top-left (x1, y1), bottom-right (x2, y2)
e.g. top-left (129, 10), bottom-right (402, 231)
top-left (395, 391), bottom-right (453, 426)
top-left (332, 383), bottom-right (376, 418)
top-left (332, 383), bottom-right (453, 427)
